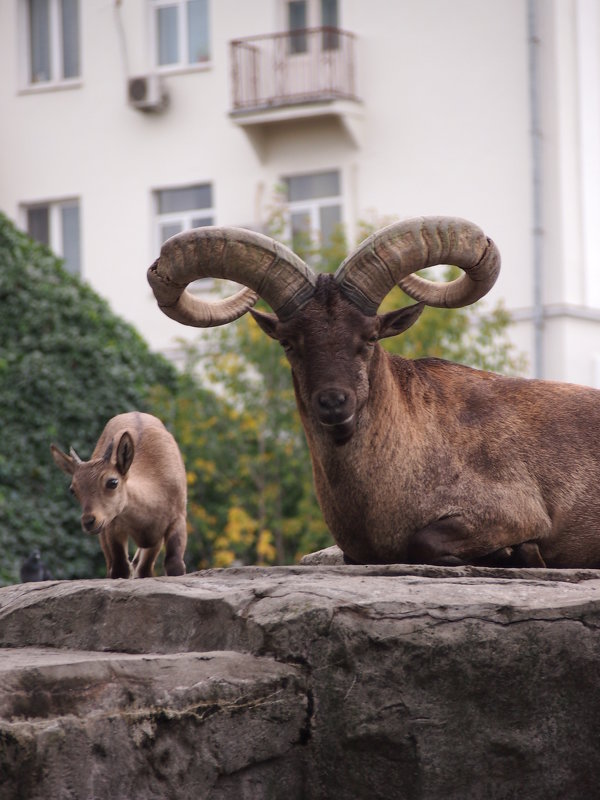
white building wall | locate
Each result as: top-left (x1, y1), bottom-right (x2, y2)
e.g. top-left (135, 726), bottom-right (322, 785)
top-left (1, 0), bottom-right (600, 383)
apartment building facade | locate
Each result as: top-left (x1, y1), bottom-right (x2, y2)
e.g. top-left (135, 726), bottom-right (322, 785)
top-left (2, 0), bottom-right (600, 384)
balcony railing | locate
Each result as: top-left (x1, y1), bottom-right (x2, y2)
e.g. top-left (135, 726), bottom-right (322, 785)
top-left (230, 27), bottom-right (358, 113)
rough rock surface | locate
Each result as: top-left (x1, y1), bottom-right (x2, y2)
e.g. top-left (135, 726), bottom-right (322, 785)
top-left (2, 562), bottom-right (600, 799)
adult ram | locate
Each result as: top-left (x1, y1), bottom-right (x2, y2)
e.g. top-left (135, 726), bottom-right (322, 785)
top-left (148, 217), bottom-right (600, 568)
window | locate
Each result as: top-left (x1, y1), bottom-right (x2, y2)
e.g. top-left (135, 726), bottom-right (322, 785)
top-left (321, 0), bottom-right (338, 27)
top-left (284, 170), bottom-right (342, 253)
top-left (320, 0), bottom-right (339, 50)
top-left (153, 0), bottom-right (210, 68)
top-left (155, 184), bottom-right (214, 289)
top-left (288, 1), bottom-right (307, 55)
top-left (286, 0), bottom-right (339, 54)
top-left (155, 184), bottom-right (213, 241)
top-left (24, 199), bottom-right (81, 276)
top-left (24, 0), bottom-right (80, 85)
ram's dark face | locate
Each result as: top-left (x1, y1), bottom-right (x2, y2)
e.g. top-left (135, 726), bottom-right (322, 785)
top-left (252, 275), bottom-right (424, 444)
top-left (150, 221), bottom-right (498, 445)
top-left (149, 222), bottom-right (500, 431)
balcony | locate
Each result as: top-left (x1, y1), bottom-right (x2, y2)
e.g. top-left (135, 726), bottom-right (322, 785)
top-left (230, 28), bottom-right (362, 143)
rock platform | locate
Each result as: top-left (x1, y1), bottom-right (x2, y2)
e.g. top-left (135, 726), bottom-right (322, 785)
top-left (2, 556), bottom-right (600, 799)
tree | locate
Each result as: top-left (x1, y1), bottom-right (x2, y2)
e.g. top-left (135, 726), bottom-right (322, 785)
top-left (0, 213), bottom-right (177, 584)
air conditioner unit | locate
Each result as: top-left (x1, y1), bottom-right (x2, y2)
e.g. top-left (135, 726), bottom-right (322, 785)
top-left (127, 74), bottom-right (169, 113)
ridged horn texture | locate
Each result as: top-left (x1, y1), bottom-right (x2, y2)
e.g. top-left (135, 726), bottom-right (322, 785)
top-left (69, 447), bottom-right (82, 464)
top-left (148, 226), bottom-right (317, 327)
top-left (334, 216), bottom-right (500, 314)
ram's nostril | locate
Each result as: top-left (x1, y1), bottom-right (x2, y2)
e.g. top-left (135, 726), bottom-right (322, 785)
top-left (318, 391), bottom-right (347, 410)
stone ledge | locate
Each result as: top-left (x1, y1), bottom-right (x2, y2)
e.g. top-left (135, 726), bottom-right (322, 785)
top-left (1, 564), bottom-right (599, 656)
top-left (0, 647), bottom-right (307, 800)
top-left (2, 563), bottom-right (600, 799)
top-left (299, 544), bottom-right (600, 581)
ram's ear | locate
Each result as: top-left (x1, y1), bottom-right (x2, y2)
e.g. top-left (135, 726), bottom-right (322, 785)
top-left (250, 309), bottom-right (280, 341)
top-left (377, 302), bottom-right (425, 340)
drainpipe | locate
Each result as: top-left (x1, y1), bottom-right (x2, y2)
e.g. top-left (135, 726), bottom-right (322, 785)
top-left (113, 0), bottom-right (130, 76)
top-left (527, 0), bottom-right (544, 378)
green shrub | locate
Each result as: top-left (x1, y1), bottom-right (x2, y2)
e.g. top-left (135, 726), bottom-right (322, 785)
top-left (0, 213), bottom-right (177, 584)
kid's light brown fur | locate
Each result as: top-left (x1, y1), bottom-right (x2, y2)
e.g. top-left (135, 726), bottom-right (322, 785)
top-left (52, 412), bottom-right (187, 578)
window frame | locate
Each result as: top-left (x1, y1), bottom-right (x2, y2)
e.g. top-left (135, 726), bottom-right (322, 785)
top-left (283, 169), bottom-right (344, 254)
top-left (21, 197), bottom-right (82, 277)
top-left (150, 0), bottom-right (211, 74)
top-left (283, 0), bottom-right (341, 58)
top-left (19, 0), bottom-right (82, 91)
top-left (281, 1), bottom-right (340, 32)
top-left (154, 183), bottom-right (215, 292)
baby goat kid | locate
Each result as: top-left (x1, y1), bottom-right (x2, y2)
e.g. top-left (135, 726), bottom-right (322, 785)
top-left (51, 412), bottom-right (187, 578)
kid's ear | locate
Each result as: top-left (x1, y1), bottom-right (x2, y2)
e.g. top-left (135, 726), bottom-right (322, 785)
top-left (116, 432), bottom-right (134, 476)
top-left (377, 302), bottom-right (425, 340)
top-left (50, 444), bottom-right (76, 476)
top-left (250, 308), bottom-right (280, 340)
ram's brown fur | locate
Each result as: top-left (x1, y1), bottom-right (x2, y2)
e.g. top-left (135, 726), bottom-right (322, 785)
top-left (51, 412), bottom-right (187, 578)
top-left (253, 277), bottom-right (600, 568)
top-left (148, 217), bottom-right (600, 568)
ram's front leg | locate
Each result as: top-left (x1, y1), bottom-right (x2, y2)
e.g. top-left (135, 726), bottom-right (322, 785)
top-left (406, 516), bottom-right (546, 568)
top-left (475, 541), bottom-right (546, 568)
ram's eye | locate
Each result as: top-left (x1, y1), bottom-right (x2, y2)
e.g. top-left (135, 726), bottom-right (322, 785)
top-left (280, 340), bottom-right (293, 353)
top-left (105, 478), bottom-right (119, 490)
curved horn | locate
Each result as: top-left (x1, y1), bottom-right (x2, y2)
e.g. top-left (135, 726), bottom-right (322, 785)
top-left (148, 227), bottom-right (317, 327)
top-left (334, 216), bottom-right (500, 314)
top-left (69, 447), bottom-right (82, 464)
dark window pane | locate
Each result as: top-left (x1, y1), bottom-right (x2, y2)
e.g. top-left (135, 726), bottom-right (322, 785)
top-left (61, 203), bottom-right (80, 275)
top-left (187, 0), bottom-right (209, 63)
top-left (288, 1), bottom-right (307, 54)
top-left (61, 0), bottom-right (80, 78)
top-left (160, 222), bottom-right (183, 243)
top-left (27, 206), bottom-right (50, 245)
top-left (285, 171), bottom-right (340, 202)
top-left (321, 0), bottom-right (339, 50)
top-left (319, 204), bottom-right (341, 247)
top-left (290, 210), bottom-right (310, 235)
top-left (191, 216), bottom-right (213, 228)
top-left (157, 185), bottom-right (212, 213)
top-left (290, 210), bottom-right (311, 254)
top-left (157, 5), bottom-right (179, 65)
top-left (321, 0), bottom-right (338, 26)
top-left (29, 0), bottom-right (51, 82)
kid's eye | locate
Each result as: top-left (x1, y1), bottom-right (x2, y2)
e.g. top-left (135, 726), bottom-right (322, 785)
top-left (106, 478), bottom-right (119, 490)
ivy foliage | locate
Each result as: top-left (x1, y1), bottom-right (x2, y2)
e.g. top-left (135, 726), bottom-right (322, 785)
top-left (0, 213), bottom-right (177, 585)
